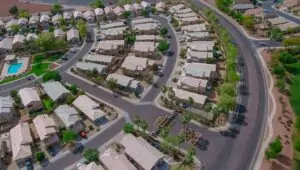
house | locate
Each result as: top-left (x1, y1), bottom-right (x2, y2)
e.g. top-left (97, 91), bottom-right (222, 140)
top-left (168, 4), bottom-right (185, 14)
top-left (100, 21), bottom-right (125, 29)
top-left (178, 16), bottom-right (202, 25)
top-left (77, 162), bottom-right (104, 170)
top-left (96, 40), bottom-right (124, 55)
top-left (102, 26), bottom-right (127, 40)
top-left (33, 114), bottom-right (59, 147)
top-left (63, 11), bottom-right (73, 22)
top-left (113, 6), bottom-right (125, 19)
top-left (54, 28), bottom-right (65, 38)
top-left (187, 41), bottom-right (215, 52)
top-left (67, 28), bottom-right (80, 44)
top-left (185, 32), bottom-right (211, 41)
top-left (132, 18), bottom-right (158, 25)
top-left (83, 53), bottom-right (114, 66)
top-left (54, 105), bottom-right (83, 133)
top-left (26, 33), bottom-right (38, 41)
top-left (18, 17), bottom-right (28, 28)
top-left (75, 62), bottom-right (107, 74)
top-left (0, 132), bottom-right (11, 169)
top-left (133, 23), bottom-right (160, 34)
top-left (5, 20), bottom-right (18, 32)
top-left (72, 95), bottom-right (106, 124)
top-left (141, 1), bottom-right (151, 11)
top-left (121, 54), bottom-right (149, 76)
top-left (172, 88), bottom-right (207, 109)
top-left (244, 7), bottom-right (264, 18)
top-left (0, 38), bottom-right (13, 54)
top-left (186, 49), bottom-right (213, 63)
top-left (232, 4), bottom-right (254, 12)
top-left (156, 2), bottom-right (166, 13)
top-left (133, 3), bottom-right (143, 16)
top-left (175, 8), bottom-right (193, 15)
top-left (12, 34), bottom-right (25, 49)
top-left (104, 6), bottom-right (117, 20)
top-left (94, 8), bottom-right (105, 20)
top-left (177, 76), bottom-right (208, 94)
top-left (181, 24), bottom-right (207, 32)
top-left (176, 12), bottom-right (198, 19)
top-left (52, 14), bottom-right (62, 26)
top-left (135, 35), bottom-right (162, 42)
top-left (106, 73), bottom-right (142, 92)
top-left (18, 87), bottom-right (42, 112)
top-left (73, 10), bottom-right (83, 20)
top-left (267, 17), bottom-right (288, 26)
top-left (0, 96), bottom-right (14, 125)
top-left (41, 81), bottom-right (70, 102)
top-left (40, 14), bottom-right (50, 28)
top-left (121, 134), bottom-right (164, 170)
top-left (124, 4), bottom-right (135, 17)
top-left (84, 10), bottom-right (95, 23)
top-left (28, 15), bottom-right (39, 28)
top-left (99, 148), bottom-right (137, 170)
top-left (10, 122), bottom-right (33, 166)
top-left (133, 41), bottom-right (156, 57)
top-left (182, 62), bottom-right (217, 79)
top-left (277, 22), bottom-right (298, 31)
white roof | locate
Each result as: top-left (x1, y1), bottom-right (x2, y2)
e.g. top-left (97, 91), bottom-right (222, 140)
top-left (67, 28), bottom-right (80, 41)
top-left (55, 105), bottom-right (80, 128)
top-left (5, 20), bottom-right (18, 29)
top-left (187, 50), bottom-right (213, 60)
top-left (10, 122), bottom-right (33, 161)
top-left (122, 54), bottom-right (148, 71)
top-left (102, 26), bottom-right (127, 36)
top-left (0, 96), bottom-right (13, 115)
top-left (176, 8), bottom-right (193, 14)
top-left (40, 14), bottom-right (50, 22)
top-left (63, 11), bottom-right (73, 20)
top-left (173, 88), bottom-right (207, 105)
top-left (12, 34), bottom-right (25, 45)
top-left (121, 134), bottom-right (164, 170)
top-left (78, 162), bottom-right (104, 170)
top-left (106, 73), bottom-right (134, 87)
top-left (168, 4), bottom-right (185, 13)
top-left (84, 53), bottom-right (114, 64)
top-left (52, 14), bottom-right (62, 23)
top-left (124, 4), bottom-right (134, 11)
top-left (73, 10), bottom-right (83, 18)
top-left (179, 16), bottom-right (200, 23)
top-left (75, 62), bottom-right (107, 73)
top-left (156, 2), bottom-right (166, 10)
top-left (18, 87), bottom-right (41, 107)
top-left (33, 114), bottom-right (57, 141)
top-left (26, 33), bottom-right (38, 41)
top-left (187, 41), bottom-right (214, 51)
top-left (183, 62), bottom-right (216, 78)
top-left (134, 23), bottom-right (160, 31)
top-left (54, 28), bottom-right (65, 38)
top-left (113, 6), bottom-right (124, 16)
top-left (132, 3), bottom-right (142, 10)
top-left (29, 15), bottom-right (40, 24)
top-left (100, 21), bottom-right (125, 29)
top-left (185, 31), bottom-right (210, 38)
top-left (94, 8), bottom-right (104, 16)
top-left (18, 17), bottom-right (28, 25)
top-left (140, 1), bottom-right (151, 9)
top-left (99, 148), bottom-right (137, 170)
top-left (177, 75), bottom-right (208, 88)
top-left (97, 40), bottom-right (124, 51)
top-left (176, 12), bottom-right (198, 18)
top-left (0, 38), bottom-right (13, 50)
top-left (104, 6), bottom-right (114, 14)
top-left (181, 24), bottom-right (207, 32)
top-left (132, 18), bottom-right (158, 25)
top-left (135, 35), bottom-right (162, 41)
top-left (72, 95), bottom-right (106, 121)
top-left (267, 17), bottom-right (287, 25)
top-left (84, 10), bottom-right (95, 19)
top-left (41, 81), bottom-right (70, 101)
top-left (134, 41), bottom-right (155, 52)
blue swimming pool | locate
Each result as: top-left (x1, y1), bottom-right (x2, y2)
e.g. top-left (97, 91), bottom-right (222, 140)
top-left (7, 62), bottom-right (23, 75)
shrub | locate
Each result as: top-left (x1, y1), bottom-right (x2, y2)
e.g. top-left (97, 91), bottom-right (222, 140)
top-left (43, 71), bottom-right (61, 82)
top-left (123, 123), bottom-right (134, 134)
top-left (35, 151), bottom-right (45, 162)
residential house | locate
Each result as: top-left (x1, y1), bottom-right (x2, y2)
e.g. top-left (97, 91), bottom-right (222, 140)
top-left (26, 33), bottom-right (38, 41)
top-left (0, 132), bottom-right (11, 169)
top-left (186, 49), bottom-right (213, 63)
top-left (156, 2), bottom-right (166, 13)
top-left (99, 148), bottom-right (137, 170)
top-left (182, 62), bottom-right (217, 79)
top-left (185, 32), bottom-right (211, 41)
top-left (77, 162), bottom-right (104, 170)
top-left (133, 23), bottom-right (160, 34)
top-left (10, 122), bottom-right (33, 166)
top-left (75, 61), bottom-right (107, 74)
top-left (67, 28), bottom-right (80, 44)
top-left (233, 4), bottom-right (255, 12)
top-left (175, 8), bottom-right (193, 15)
top-left (94, 8), bottom-right (105, 21)
top-left (124, 4), bottom-right (135, 17)
top-left (18, 17), bottom-right (28, 28)
top-left (72, 95), bottom-right (106, 124)
top-left (0, 96), bottom-right (14, 125)
top-left (121, 134), bottom-right (164, 170)
top-left (132, 3), bottom-right (143, 16)
top-left (283, 0), bottom-right (300, 9)
top-left (73, 10), bottom-right (83, 20)
top-left (102, 26), bottom-right (127, 40)
top-left (106, 73), bottom-right (142, 92)
top-left (96, 40), bottom-right (124, 55)
top-left (28, 15), bottom-right (39, 28)
top-left (244, 7), bottom-right (264, 18)
top-left (168, 4), bottom-right (185, 14)
top-left (104, 6), bottom-right (117, 20)
top-left (18, 87), bottom-right (42, 112)
top-left (133, 41), bottom-right (156, 57)
top-left (54, 105), bottom-right (84, 133)
top-left (0, 38), bottom-right (13, 54)
top-left (54, 28), bottom-right (65, 38)
top-left (113, 6), bottom-right (125, 19)
top-left (187, 41), bottom-right (215, 52)
top-left (177, 75), bottom-right (208, 94)
top-left (181, 24), bottom-right (207, 32)
top-left (12, 34), bottom-right (25, 49)
top-left (40, 14), bottom-right (50, 28)
top-left (175, 12), bottom-right (198, 19)
top-left (277, 22), bottom-right (298, 31)
top-left (135, 35), bottom-right (162, 42)
top-left (33, 114), bottom-right (59, 147)
top-left (141, 1), bottom-right (151, 11)
top-left (83, 53), bottom-right (114, 66)
top-left (5, 20), bottom-right (18, 32)
top-left (63, 11), bottom-right (73, 22)
top-left (84, 10), bottom-right (95, 23)
top-left (132, 18), bottom-right (158, 25)
top-left (121, 54), bottom-right (149, 77)
top-left (100, 21), bottom-right (125, 29)
top-left (52, 14), bottom-right (62, 27)
top-left (267, 17), bottom-right (287, 26)
top-left (41, 81), bottom-right (70, 102)
top-left (172, 88), bottom-right (207, 109)
top-left (178, 16), bottom-right (202, 25)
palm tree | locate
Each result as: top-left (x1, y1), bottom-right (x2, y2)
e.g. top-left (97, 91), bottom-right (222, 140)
top-left (182, 147), bottom-right (196, 168)
top-left (181, 113), bottom-right (192, 133)
top-left (167, 88), bottom-right (175, 99)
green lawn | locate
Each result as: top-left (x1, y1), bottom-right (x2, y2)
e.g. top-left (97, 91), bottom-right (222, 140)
top-left (42, 99), bottom-right (53, 111)
top-left (30, 63), bottom-right (50, 76)
top-left (33, 52), bottom-right (64, 64)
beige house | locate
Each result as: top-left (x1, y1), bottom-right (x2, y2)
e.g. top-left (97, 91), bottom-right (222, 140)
top-left (132, 18), bottom-right (158, 25)
top-left (168, 4), bottom-right (185, 14)
top-left (33, 114), bottom-right (59, 147)
top-left (18, 87), bottom-right (43, 112)
top-left (186, 49), bottom-right (213, 63)
top-left (178, 16), bottom-right (202, 25)
top-left (54, 28), bottom-right (65, 38)
top-left (73, 10), bottom-right (83, 20)
top-left (96, 40), bottom-right (124, 55)
top-left (133, 23), bottom-right (160, 34)
top-left (12, 34), bottom-right (25, 49)
top-left (172, 88), bottom-right (207, 109)
top-left (185, 32), bottom-right (211, 41)
top-left (181, 24), bottom-right (207, 33)
top-left (102, 26), bottom-right (127, 40)
top-left (121, 54), bottom-right (149, 76)
top-left (177, 76), bottom-right (208, 94)
top-left (187, 41), bottom-right (215, 52)
top-left (104, 6), bottom-right (117, 20)
top-left (10, 122), bottom-right (33, 166)
top-left (41, 81), bottom-right (70, 102)
top-left (113, 6), bottom-right (125, 19)
top-left (124, 4), bottom-right (135, 17)
top-left (156, 2), bottom-right (166, 13)
top-left (55, 105), bottom-right (84, 133)
top-left (135, 35), bottom-right (163, 42)
top-left (83, 53), bottom-right (115, 66)
top-left (67, 28), bottom-right (80, 44)
top-left (100, 21), bottom-right (126, 29)
top-left (18, 17), bottom-right (28, 28)
top-left (63, 11), bottom-right (73, 22)
top-left (182, 62), bottom-right (217, 80)
top-left (132, 3), bottom-right (143, 16)
top-left (133, 41), bottom-right (156, 57)
top-left (28, 15), bottom-right (39, 28)
top-left (52, 14), bottom-right (62, 26)
top-left (94, 8), bottom-right (105, 20)
top-left (40, 14), bottom-right (50, 28)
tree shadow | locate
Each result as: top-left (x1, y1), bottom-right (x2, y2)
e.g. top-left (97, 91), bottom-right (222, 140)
top-left (277, 154), bottom-right (292, 167)
top-left (271, 161), bottom-right (289, 170)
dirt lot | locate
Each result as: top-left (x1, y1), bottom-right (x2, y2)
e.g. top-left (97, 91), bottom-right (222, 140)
top-left (0, 0), bottom-right (52, 17)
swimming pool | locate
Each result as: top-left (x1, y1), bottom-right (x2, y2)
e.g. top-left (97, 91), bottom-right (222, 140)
top-left (7, 62), bottom-right (23, 75)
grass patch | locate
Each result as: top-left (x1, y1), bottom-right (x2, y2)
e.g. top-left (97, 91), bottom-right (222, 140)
top-left (30, 63), bottom-right (50, 76)
top-left (0, 73), bottom-right (30, 85)
top-left (33, 52), bottom-right (64, 64)
top-left (42, 99), bottom-right (54, 111)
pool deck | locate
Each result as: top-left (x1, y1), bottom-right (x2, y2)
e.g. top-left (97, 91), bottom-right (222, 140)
top-left (0, 57), bottom-right (30, 79)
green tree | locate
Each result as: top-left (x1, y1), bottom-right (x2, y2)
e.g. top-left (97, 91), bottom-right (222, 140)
top-left (275, 79), bottom-right (285, 92)
top-left (90, 0), bottom-right (105, 8)
top-left (140, 120), bottom-right (148, 133)
top-left (279, 51), bottom-right (296, 64)
top-left (282, 37), bottom-right (300, 46)
top-left (124, 11), bottom-right (130, 19)
top-left (83, 148), bottom-right (99, 163)
top-left (269, 27), bottom-right (284, 41)
top-left (133, 115), bottom-right (141, 126)
top-left (76, 19), bottom-right (88, 39)
top-left (51, 3), bottom-right (63, 14)
top-left (63, 130), bottom-right (77, 144)
top-left (183, 147), bottom-right (196, 167)
top-left (181, 113), bottom-right (192, 132)
top-left (35, 151), bottom-right (45, 162)
top-left (161, 85), bottom-right (168, 94)
top-left (107, 78), bottom-right (117, 91)
top-left (265, 137), bottom-right (282, 160)
top-left (157, 40), bottom-right (170, 52)
top-left (150, 7), bottom-right (157, 14)
top-left (10, 90), bottom-right (17, 98)
top-left (66, 95), bottom-right (75, 105)
top-left (59, 18), bottom-right (67, 26)
top-left (180, 48), bottom-right (186, 59)
top-left (204, 103), bottom-right (213, 112)
top-left (226, 70), bottom-right (240, 83)
top-left (124, 31), bottom-right (136, 44)
top-left (18, 9), bottom-right (30, 18)
top-left (123, 123), bottom-right (134, 134)
top-left (69, 84), bottom-right (79, 95)
top-left (36, 32), bottom-right (57, 52)
top-left (294, 138), bottom-right (300, 152)
top-left (188, 97), bottom-right (194, 108)
top-left (218, 83), bottom-right (236, 96)
top-left (34, 55), bottom-right (44, 64)
top-left (160, 127), bottom-right (170, 137)
top-left (9, 5), bottom-right (18, 16)
top-left (42, 71), bottom-right (61, 82)
top-left (160, 27), bottom-right (168, 36)
top-left (252, 0), bottom-right (257, 5)
top-left (218, 94), bottom-right (236, 112)
top-left (242, 15), bottom-right (255, 30)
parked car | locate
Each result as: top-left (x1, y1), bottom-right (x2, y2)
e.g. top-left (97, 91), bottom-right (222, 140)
top-left (26, 158), bottom-right (34, 170)
top-left (47, 146), bottom-right (55, 156)
top-left (113, 93), bottom-right (118, 98)
top-left (91, 48), bottom-right (96, 52)
top-left (72, 143), bottom-right (84, 154)
top-left (61, 56), bottom-right (68, 60)
top-left (259, 42), bottom-right (267, 46)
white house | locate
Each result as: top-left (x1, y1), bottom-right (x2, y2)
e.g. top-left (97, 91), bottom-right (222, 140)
top-left (63, 11), bottom-right (73, 22)
top-left (55, 105), bottom-right (83, 132)
top-left (177, 75), bottom-right (208, 94)
top-left (52, 14), bottom-right (63, 26)
top-left (18, 87), bottom-right (42, 112)
top-left (41, 81), bottom-right (70, 101)
top-left (132, 3), bottom-right (143, 16)
top-left (26, 33), bottom-right (38, 41)
top-left (40, 14), bottom-right (50, 28)
top-left (67, 28), bottom-right (80, 44)
top-left (113, 6), bottom-right (125, 18)
top-left (104, 6), bottom-right (116, 20)
top-left (18, 18), bottom-right (28, 28)
top-left (75, 62), bottom-right (107, 74)
top-left (54, 28), bottom-right (65, 38)
top-left (84, 10), bottom-right (95, 23)
top-left (12, 34), bottom-right (25, 48)
top-left (94, 8), bottom-right (105, 20)
top-left (140, 1), bottom-right (151, 11)
top-left (182, 62), bottom-right (217, 79)
top-left (28, 15), bottom-right (39, 28)
top-left (73, 10), bottom-right (83, 20)
top-left (172, 87), bottom-right (207, 109)
top-left (0, 38), bottom-right (13, 54)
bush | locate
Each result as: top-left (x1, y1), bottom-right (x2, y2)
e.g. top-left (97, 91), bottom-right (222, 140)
top-left (265, 137), bottom-right (282, 160)
top-left (160, 27), bottom-right (168, 36)
top-left (43, 71), bottom-right (61, 82)
top-left (172, 77), bottom-right (178, 82)
top-left (35, 151), bottom-right (46, 162)
top-left (10, 90), bottom-right (17, 98)
top-left (83, 148), bottom-right (99, 163)
top-left (275, 79), bottom-right (285, 92)
top-left (69, 84), bottom-right (79, 95)
top-left (294, 138), bottom-right (300, 152)
top-left (272, 65), bottom-right (285, 76)
top-left (123, 123), bottom-right (134, 134)
top-left (180, 48), bottom-right (186, 59)
top-left (89, 125), bottom-right (94, 130)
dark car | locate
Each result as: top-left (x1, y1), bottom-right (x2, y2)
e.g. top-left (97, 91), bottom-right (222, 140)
top-left (72, 143), bottom-right (84, 154)
top-left (91, 48), bottom-right (96, 52)
top-left (259, 42), bottom-right (267, 46)
top-left (113, 93), bottom-right (118, 98)
top-left (26, 158), bottom-right (34, 170)
top-left (61, 56), bottom-right (68, 60)
top-left (47, 146), bottom-right (55, 156)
